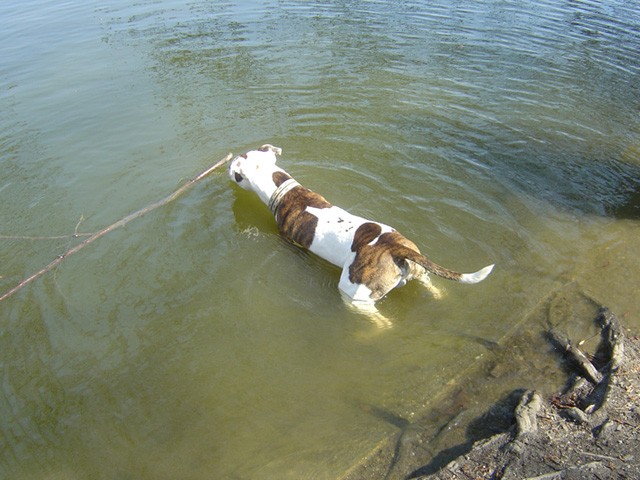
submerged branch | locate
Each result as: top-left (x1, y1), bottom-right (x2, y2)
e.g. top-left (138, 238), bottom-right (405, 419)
top-left (0, 153), bottom-right (233, 303)
top-left (548, 328), bottom-right (603, 385)
top-left (1, 215), bottom-right (92, 241)
top-left (0, 233), bottom-right (93, 241)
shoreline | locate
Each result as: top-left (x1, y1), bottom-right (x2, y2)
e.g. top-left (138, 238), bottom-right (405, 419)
top-left (341, 286), bottom-right (639, 479)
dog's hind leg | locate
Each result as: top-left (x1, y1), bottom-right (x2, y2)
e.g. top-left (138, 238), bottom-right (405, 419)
top-left (405, 260), bottom-right (444, 300)
top-left (417, 273), bottom-right (444, 300)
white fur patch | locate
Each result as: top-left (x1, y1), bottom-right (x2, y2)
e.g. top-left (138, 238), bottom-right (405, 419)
top-left (459, 264), bottom-right (495, 284)
top-left (305, 206), bottom-right (394, 268)
top-left (305, 206), bottom-right (363, 266)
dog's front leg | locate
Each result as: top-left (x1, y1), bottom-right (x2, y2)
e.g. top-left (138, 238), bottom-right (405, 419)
top-left (340, 294), bottom-right (393, 330)
top-left (338, 267), bottom-right (392, 329)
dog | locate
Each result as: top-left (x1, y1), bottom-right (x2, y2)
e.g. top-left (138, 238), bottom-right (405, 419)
top-left (229, 144), bottom-right (494, 327)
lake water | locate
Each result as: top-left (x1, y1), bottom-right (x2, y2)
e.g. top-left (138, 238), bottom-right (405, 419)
top-left (1, 1), bottom-right (639, 478)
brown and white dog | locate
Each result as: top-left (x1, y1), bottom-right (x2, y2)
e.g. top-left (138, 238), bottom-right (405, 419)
top-left (229, 144), bottom-right (494, 327)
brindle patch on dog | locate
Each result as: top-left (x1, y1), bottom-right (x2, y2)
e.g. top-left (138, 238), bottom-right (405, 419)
top-left (381, 232), bottom-right (464, 281)
top-left (274, 183), bottom-right (331, 249)
top-left (348, 231), bottom-right (421, 300)
top-left (351, 222), bottom-right (383, 252)
top-left (272, 171), bottom-right (293, 187)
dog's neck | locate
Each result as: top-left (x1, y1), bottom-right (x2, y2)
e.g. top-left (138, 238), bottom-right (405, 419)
top-left (268, 178), bottom-right (300, 215)
top-left (247, 166), bottom-right (295, 207)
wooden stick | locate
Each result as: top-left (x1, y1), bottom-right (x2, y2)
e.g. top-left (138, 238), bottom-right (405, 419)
top-left (0, 153), bottom-right (233, 303)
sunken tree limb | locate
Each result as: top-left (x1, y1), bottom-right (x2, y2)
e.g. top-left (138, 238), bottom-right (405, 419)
top-left (548, 308), bottom-right (625, 428)
top-left (548, 328), bottom-right (603, 385)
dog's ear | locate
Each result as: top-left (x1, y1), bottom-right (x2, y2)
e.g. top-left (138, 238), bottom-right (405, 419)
top-left (259, 144), bottom-right (282, 156)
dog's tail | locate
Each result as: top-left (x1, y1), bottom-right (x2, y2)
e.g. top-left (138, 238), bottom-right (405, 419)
top-left (398, 248), bottom-right (494, 284)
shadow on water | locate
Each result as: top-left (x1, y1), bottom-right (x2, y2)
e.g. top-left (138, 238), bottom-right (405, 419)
top-left (407, 389), bottom-right (526, 478)
top-left (493, 147), bottom-right (640, 220)
top-left (611, 187), bottom-right (640, 219)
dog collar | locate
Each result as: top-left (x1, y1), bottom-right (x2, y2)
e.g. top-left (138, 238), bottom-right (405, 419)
top-left (268, 178), bottom-right (300, 216)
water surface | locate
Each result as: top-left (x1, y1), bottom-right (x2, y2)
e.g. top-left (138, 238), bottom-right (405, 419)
top-left (1, 1), bottom-right (639, 478)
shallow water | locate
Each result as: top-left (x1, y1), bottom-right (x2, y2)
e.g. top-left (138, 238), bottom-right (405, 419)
top-left (1, 1), bottom-right (639, 478)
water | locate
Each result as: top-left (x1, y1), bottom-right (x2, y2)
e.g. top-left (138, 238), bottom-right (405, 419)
top-left (1, 1), bottom-right (639, 478)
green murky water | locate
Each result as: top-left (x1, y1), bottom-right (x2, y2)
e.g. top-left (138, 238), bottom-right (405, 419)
top-left (1, 1), bottom-right (639, 478)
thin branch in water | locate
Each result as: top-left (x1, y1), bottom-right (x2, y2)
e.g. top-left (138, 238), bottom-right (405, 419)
top-left (73, 214), bottom-right (85, 237)
top-left (0, 153), bottom-right (233, 303)
top-left (0, 233), bottom-right (94, 241)
top-left (0, 215), bottom-right (93, 241)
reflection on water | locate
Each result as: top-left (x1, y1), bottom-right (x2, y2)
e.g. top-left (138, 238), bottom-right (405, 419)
top-left (1, 0), bottom-right (639, 478)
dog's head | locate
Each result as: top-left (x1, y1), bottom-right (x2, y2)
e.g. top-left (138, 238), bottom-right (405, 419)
top-left (228, 144), bottom-right (282, 192)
